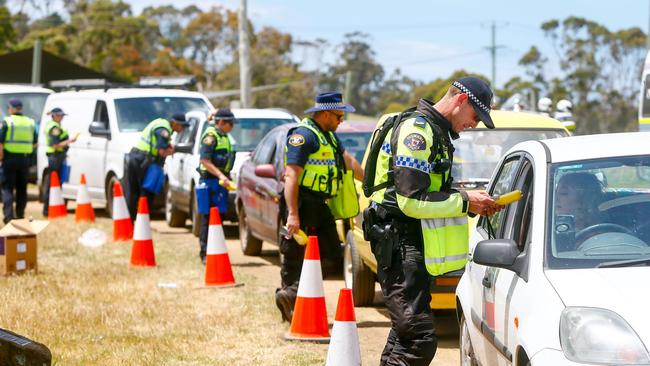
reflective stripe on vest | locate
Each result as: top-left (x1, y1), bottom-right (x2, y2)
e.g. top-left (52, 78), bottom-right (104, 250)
top-left (199, 126), bottom-right (234, 174)
top-left (421, 216), bottom-right (469, 275)
top-left (4, 115), bottom-right (35, 154)
top-left (286, 118), bottom-right (341, 197)
top-left (134, 118), bottom-right (172, 156)
top-left (45, 120), bottom-right (69, 154)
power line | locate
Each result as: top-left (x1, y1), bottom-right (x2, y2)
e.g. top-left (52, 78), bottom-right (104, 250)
top-left (385, 50), bottom-right (487, 67)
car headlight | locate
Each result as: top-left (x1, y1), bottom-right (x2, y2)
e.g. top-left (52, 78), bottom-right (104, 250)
top-left (560, 307), bottom-right (650, 364)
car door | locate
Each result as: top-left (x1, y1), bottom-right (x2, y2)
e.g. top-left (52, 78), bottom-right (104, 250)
top-left (468, 154), bottom-right (522, 365)
top-left (74, 100), bottom-right (109, 196)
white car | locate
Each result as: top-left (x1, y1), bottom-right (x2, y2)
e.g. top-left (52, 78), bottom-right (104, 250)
top-left (37, 88), bottom-right (213, 214)
top-left (164, 108), bottom-right (298, 236)
top-left (456, 132), bottom-right (650, 365)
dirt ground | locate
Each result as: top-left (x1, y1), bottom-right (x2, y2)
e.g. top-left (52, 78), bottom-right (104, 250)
top-left (1, 197), bottom-right (459, 365)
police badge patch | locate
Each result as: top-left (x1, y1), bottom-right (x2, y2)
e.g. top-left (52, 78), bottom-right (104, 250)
top-left (160, 130), bottom-right (170, 138)
top-left (202, 135), bottom-right (215, 145)
top-left (288, 134), bottom-right (305, 147)
top-left (404, 133), bottom-right (426, 151)
top-left (51, 127), bottom-right (61, 136)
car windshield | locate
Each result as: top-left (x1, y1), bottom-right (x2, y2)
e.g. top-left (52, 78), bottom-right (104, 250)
top-left (546, 155), bottom-right (650, 269)
top-left (453, 129), bottom-right (567, 187)
top-left (229, 118), bottom-right (293, 152)
top-left (338, 131), bottom-right (373, 162)
top-left (114, 96), bottom-right (209, 132)
top-left (0, 92), bottom-right (49, 127)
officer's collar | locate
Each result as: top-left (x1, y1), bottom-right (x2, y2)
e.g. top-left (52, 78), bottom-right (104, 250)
top-left (11, 112), bottom-right (23, 116)
top-left (304, 117), bottom-right (328, 134)
top-left (416, 99), bottom-right (459, 140)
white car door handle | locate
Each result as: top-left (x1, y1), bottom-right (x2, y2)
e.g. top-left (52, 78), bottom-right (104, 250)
top-left (482, 274), bottom-right (492, 288)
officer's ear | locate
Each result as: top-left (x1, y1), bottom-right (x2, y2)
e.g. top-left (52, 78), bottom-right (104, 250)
top-left (456, 93), bottom-right (469, 106)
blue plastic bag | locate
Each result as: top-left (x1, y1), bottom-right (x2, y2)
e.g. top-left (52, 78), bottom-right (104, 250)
top-left (60, 161), bottom-right (71, 184)
top-left (196, 179), bottom-right (228, 215)
top-left (143, 163), bottom-right (164, 194)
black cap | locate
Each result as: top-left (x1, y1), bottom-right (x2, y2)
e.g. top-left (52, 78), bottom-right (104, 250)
top-left (453, 77), bottom-right (494, 129)
top-left (170, 113), bottom-right (189, 126)
top-left (8, 99), bottom-right (22, 108)
top-left (47, 107), bottom-right (66, 116)
top-left (214, 108), bottom-right (236, 121)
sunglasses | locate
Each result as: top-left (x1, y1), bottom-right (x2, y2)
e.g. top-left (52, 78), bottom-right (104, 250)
top-left (329, 111), bottom-right (344, 121)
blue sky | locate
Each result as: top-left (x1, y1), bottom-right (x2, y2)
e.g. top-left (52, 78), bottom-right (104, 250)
top-left (118, 1), bottom-right (650, 86)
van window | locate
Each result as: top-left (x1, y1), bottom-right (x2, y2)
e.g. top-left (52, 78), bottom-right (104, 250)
top-left (93, 101), bottom-right (109, 129)
top-left (0, 92), bottom-right (49, 128)
top-left (114, 97), bottom-right (209, 132)
top-left (230, 118), bottom-right (294, 152)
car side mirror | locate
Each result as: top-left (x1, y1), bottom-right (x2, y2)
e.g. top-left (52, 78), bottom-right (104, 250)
top-left (174, 144), bottom-right (192, 154)
top-left (255, 164), bottom-right (276, 178)
top-left (473, 238), bottom-right (521, 272)
top-left (88, 121), bottom-right (110, 138)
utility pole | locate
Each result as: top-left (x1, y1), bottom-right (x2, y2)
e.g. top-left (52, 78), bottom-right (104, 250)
top-left (344, 71), bottom-right (353, 119)
top-left (485, 21), bottom-right (505, 87)
top-left (238, 0), bottom-right (252, 107)
top-left (647, 0), bottom-right (650, 49)
top-left (31, 39), bottom-right (42, 85)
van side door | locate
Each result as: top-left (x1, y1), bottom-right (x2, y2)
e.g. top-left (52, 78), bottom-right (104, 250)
top-left (79, 100), bottom-right (110, 198)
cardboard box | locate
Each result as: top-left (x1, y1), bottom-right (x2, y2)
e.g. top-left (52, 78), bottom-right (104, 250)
top-left (0, 219), bottom-right (49, 275)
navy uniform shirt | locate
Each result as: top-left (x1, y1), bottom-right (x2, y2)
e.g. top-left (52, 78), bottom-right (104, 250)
top-left (0, 113), bottom-right (38, 145)
top-left (47, 124), bottom-right (69, 150)
top-left (285, 124), bottom-right (345, 167)
top-left (199, 128), bottom-right (230, 169)
top-left (153, 127), bottom-right (171, 150)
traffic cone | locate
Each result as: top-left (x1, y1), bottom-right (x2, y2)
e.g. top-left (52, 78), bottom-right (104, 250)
top-left (285, 235), bottom-right (330, 342)
top-left (112, 181), bottom-right (133, 242)
top-left (204, 207), bottom-right (241, 288)
top-left (130, 196), bottom-right (156, 267)
top-left (48, 171), bottom-right (66, 219)
top-left (75, 174), bottom-right (95, 223)
top-left (326, 288), bottom-right (361, 365)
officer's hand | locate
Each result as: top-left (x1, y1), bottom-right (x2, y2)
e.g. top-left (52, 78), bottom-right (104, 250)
top-left (467, 191), bottom-right (498, 216)
top-left (286, 212), bottom-right (300, 236)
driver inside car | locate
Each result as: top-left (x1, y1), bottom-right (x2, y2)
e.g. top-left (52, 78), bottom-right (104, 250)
top-left (556, 172), bottom-right (608, 231)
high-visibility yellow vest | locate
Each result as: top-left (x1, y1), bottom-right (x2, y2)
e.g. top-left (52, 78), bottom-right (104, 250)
top-left (45, 120), bottom-right (69, 154)
top-left (370, 113), bottom-right (469, 276)
top-left (3, 115), bottom-right (35, 154)
top-left (199, 125), bottom-right (234, 174)
top-left (134, 118), bottom-right (172, 157)
top-left (285, 118), bottom-right (342, 197)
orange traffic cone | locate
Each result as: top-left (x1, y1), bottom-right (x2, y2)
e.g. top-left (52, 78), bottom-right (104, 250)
top-left (285, 235), bottom-right (330, 342)
top-left (130, 197), bottom-right (156, 267)
top-left (48, 171), bottom-right (66, 219)
top-left (112, 181), bottom-right (133, 241)
top-left (326, 288), bottom-right (361, 365)
top-left (75, 174), bottom-right (95, 223)
top-left (204, 207), bottom-right (241, 287)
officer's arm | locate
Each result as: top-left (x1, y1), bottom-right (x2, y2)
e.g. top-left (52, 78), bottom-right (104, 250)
top-left (0, 122), bottom-right (6, 161)
top-left (343, 151), bottom-right (363, 180)
top-left (154, 128), bottom-right (173, 157)
top-left (199, 134), bottom-right (228, 181)
top-left (393, 120), bottom-right (468, 219)
top-left (284, 164), bottom-right (303, 235)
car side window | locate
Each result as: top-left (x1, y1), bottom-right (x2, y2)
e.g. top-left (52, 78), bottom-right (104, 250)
top-left (253, 131), bottom-right (278, 165)
top-left (504, 158), bottom-right (534, 250)
top-left (175, 117), bottom-right (197, 144)
top-left (93, 100), bottom-right (109, 129)
top-left (480, 155), bottom-right (521, 238)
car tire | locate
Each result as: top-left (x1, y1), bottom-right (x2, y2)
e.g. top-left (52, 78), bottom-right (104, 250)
top-left (460, 313), bottom-right (479, 366)
top-left (239, 204), bottom-right (262, 256)
top-left (190, 187), bottom-right (200, 237)
top-left (344, 230), bottom-right (375, 306)
top-left (105, 175), bottom-right (118, 217)
top-left (165, 183), bottom-right (187, 227)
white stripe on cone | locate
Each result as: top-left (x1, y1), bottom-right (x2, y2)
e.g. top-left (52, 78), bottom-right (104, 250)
top-left (206, 225), bottom-right (227, 255)
top-left (49, 185), bottom-right (64, 207)
top-left (133, 213), bottom-right (152, 241)
top-left (76, 182), bottom-right (91, 204)
top-left (296, 260), bottom-right (325, 298)
top-left (113, 196), bottom-right (130, 220)
top-left (326, 321), bottom-right (361, 366)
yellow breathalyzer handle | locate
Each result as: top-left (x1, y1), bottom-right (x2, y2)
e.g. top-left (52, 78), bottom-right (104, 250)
top-left (493, 190), bottom-right (523, 205)
top-left (294, 229), bottom-right (308, 246)
top-left (73, 132), bottom-right (80, 140)
top-left (219, 179), bottom-right (237, 191)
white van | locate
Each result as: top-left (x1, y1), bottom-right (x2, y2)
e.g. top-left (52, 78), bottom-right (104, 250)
top-left (37, 88), bottom-right (213, 214)
top-left (639, 50), bottom-right (650, 132)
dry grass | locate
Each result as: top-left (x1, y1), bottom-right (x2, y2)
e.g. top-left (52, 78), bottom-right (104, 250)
top-left (0, 202), bottom-right (330, 365)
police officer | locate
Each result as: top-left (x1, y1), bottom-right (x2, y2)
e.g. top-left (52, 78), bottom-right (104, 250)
top-left (363, 77), bottom-right (501, 365)
top-left (275, 91), bottom-right (363, 322)
top-left (0, 99), bottom-right (37, 223)
top-left (197, 108), bottom-right (236, 264)
top-left (123, 113), bottom-right (189, 221)
top-left (42, 108), bottom-right (77, 217)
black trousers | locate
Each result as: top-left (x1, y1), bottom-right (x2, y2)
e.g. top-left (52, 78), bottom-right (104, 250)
top-left (1, 153), bottom-right (31, 224)
top-left (123, 150), bottom-right (155, 222)
top-left (42, 153), bottom-right (66, 216)
top-left (372, 221), bottom-right (437, 366)
top-left (279, 195), bottom-right (342, 304)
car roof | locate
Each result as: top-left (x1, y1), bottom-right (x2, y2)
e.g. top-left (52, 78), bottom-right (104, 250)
top-left (534, 132), bottom-right (650, 163)
top-left (0, 84), bottom-right (54, 94)
top-left (474, 110), bottom-right (567, 130)
top-left (48, 88), bottom-right (207, 100)
top-left (231, 108), bottom-right (296, 119)
top-left (337, 120), bottom-right (377, 133)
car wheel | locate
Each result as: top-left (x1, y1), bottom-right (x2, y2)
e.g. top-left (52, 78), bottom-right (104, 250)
top-left (105, 175), bottom-right (118, 217)
top-left (344, 230), bottom-right (375, 306)
top-left (165, 184), bottom-right (187, 227)
top-left (239, 204), bottom-right (262, 256)
top-left (190, 187), bottom-right (200, 237)
top-left (460, 314), bottom-right (479, 366)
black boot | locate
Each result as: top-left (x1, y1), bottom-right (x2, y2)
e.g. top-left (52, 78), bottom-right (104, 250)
top-left (275, 288), bottom-right (294, 323)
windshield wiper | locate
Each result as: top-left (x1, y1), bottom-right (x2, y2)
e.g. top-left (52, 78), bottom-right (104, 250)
top-left (597, 257), bottom-right (650, 268)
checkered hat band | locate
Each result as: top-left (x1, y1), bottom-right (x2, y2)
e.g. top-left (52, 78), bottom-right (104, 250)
top-left (453, 81), bottom-right (490, 113)
top-left (306, 158), bottom-right (336, 166)
top-left (395, 155), bottom-right (431, 174)
top-left (314, 102), bottom-right (347, 109)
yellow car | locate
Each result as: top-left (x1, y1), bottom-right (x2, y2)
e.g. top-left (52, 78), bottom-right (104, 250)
top-left (344, 110), bottom-right (569, 308)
